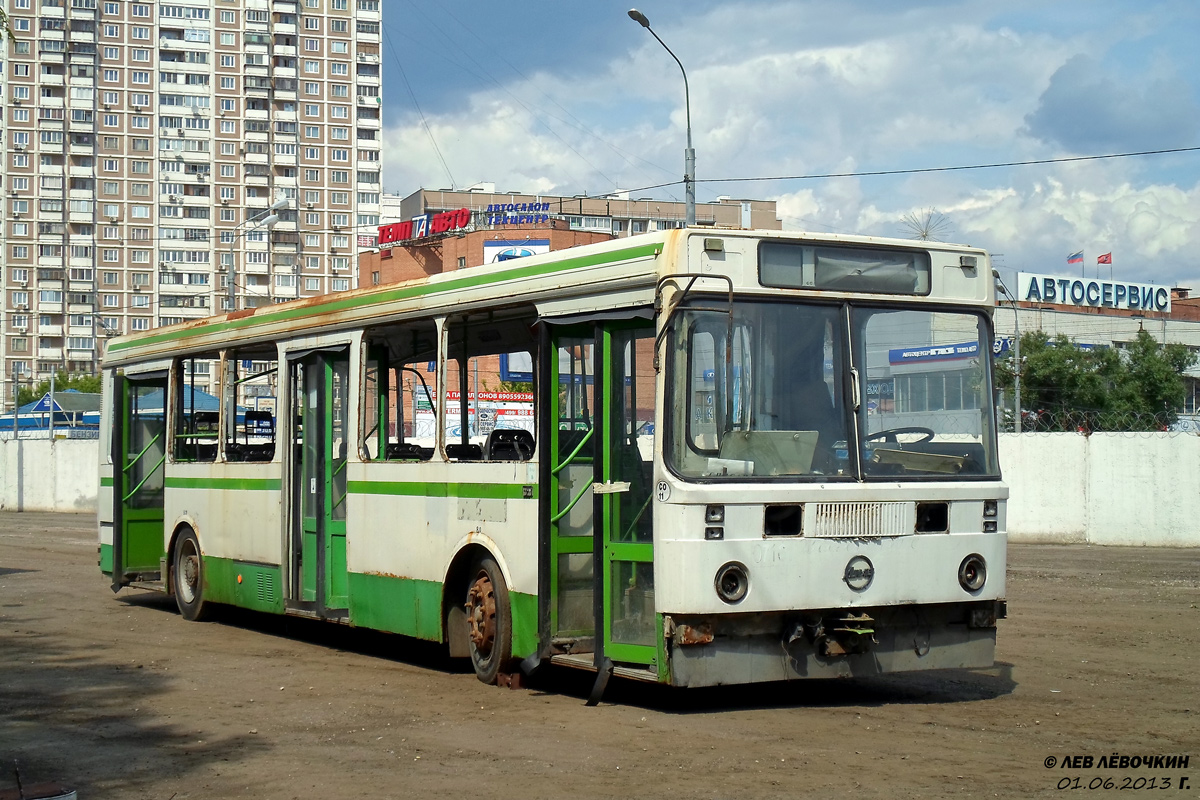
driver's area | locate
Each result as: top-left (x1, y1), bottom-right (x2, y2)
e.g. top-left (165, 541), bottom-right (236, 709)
top-left (855, 307), bottom-right (997, 478)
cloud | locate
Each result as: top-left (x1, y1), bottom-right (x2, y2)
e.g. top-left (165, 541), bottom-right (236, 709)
top-left (380, 1), bottom-right (1200, 285)
top-left (1024, 55), bottom-right (1200, 152)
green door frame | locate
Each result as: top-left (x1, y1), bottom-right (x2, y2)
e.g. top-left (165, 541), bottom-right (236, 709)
top-left (547, 325), bottom-right (596, 640)
top-left (112, 373), bottom-right (168, 590)
top-left (292, 350), bottom-right (350, 615)
top-left (545, 322), bottom-right (657, 669)
top-left (598, 322), bottom-right (657, 666)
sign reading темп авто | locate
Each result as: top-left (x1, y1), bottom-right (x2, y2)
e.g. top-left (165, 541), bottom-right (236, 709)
top-left (1018, 272), bottom-right (1171, 312)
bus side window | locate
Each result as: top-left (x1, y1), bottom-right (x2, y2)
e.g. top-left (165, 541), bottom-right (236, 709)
top-left (224, 348), bottom-right (278, 463)
top-left (445, 311), bottom-right (537, 462)
top-left (172, 354), bottom-right (219, 463)
top-left (363, 320), bottom-right (438, 462)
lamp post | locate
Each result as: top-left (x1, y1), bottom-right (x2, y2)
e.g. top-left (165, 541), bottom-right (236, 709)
top-left (227, 196), bottom-right (290, 312)
top-left (993, 269), bottom-right (1021, 433)
top-left (627, 9), bottom-right (695, 227)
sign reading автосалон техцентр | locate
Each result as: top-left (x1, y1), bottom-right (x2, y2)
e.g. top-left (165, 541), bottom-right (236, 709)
top-left (1018, 272), bottom-right (1172, 313)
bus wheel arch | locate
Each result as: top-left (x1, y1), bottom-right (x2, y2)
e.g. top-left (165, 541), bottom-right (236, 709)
top-left (170, 524), bottom-right (211, 622)
top-left (442, 544), bottom-right (514, 683)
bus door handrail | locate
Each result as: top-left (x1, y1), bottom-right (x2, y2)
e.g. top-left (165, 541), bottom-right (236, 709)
top-left (623, 492), bottom-right (653, 541)
top-left (124, 430), bottom-right (163, 474)
top-left (123, 454), bottom-right (167, 503)
top-left (550, 427), bottom-right (595, 524)
top-left (551, 426), bottom-right (593, 476)
top-left (551, 478), bottom-right (593, 524)
top-left (331, 457), bottom-right (348, 511)
top-left (652, 273), bottom-right (734, 371)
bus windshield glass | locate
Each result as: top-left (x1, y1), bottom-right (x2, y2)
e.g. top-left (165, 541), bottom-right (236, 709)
top-left (667, 299), bottom-right (998, 480)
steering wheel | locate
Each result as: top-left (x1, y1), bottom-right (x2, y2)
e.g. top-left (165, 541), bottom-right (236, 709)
top-left (864, 426), bottom-right (935, 444)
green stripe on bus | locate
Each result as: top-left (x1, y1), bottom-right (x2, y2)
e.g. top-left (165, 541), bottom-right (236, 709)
top-left (100, 476), bottom-right (113, 487)
top-left (346, 480), bottom-right (537, 500)
top-left (108, 241), bottom-right (662, 353)
top-left (201, 556), bottom-right (285, 614)
top-left (347, 571), bottom-right (537, 658)
top-left (165, 476), bottom-right (282, 491)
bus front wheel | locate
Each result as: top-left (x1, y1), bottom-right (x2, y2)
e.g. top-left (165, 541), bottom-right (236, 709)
top-left (464, 555), bottom-right (513, 684)
top-left (173, 529), bottom-right (211, 622)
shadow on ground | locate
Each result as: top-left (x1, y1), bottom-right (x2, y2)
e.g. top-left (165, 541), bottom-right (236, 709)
top-left (117, 590), bottom-right (1016, 714)
top-left (0, 611), bottom-right (269, 796)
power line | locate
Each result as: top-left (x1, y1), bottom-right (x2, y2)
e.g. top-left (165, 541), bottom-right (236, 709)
top-left (382, 29), bottom-right (457, 190)
top-left (430, 3), bottom-right (679, 191)
top-left (614, 146), bottom-right (1200, 195)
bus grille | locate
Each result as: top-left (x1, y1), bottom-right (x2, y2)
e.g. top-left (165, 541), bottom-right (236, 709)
top-left (809, 502), bottom-right (912, 538)
top-left (256, 571), bottom-right (278, 604)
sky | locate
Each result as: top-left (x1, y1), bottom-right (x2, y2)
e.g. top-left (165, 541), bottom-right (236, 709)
top-left (378, 0), bottom-right (1200, 289)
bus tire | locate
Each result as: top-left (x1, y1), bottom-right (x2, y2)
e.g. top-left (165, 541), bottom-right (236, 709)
top-left (464, 555), bottom-right (513, 684)
top-left (173, 528), bottom-right (211, 622)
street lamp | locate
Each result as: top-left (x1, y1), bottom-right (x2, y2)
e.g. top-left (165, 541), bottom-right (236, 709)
top-left (627, 8), bottom-right (695, 226)
top-left (993, 269), bottom-right (1021, 433)
top-left (227, 196), bottom-right (290, 312)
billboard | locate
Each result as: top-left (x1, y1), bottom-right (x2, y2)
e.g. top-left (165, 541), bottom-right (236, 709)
top-left (1018, 272), bottom-right (1171, 313)
top-left (483, 239), bottom-right (550, 264)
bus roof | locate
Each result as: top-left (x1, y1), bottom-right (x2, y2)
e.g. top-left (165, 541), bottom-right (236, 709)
top-left (102, 229), bottom-right (988, 367)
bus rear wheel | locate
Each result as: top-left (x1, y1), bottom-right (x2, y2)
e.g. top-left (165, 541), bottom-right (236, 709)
top-left (464, 555), bottom-right (512, 684)
top-left (173, 529), bottom-right (211, 622)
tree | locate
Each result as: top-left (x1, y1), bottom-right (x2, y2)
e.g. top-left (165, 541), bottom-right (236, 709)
top-left (1115, 330), bottom-right (1197, 422)
top-left (16, 373), bottom-right (102, 407)
top-left (995, 330), bottom-right (1196, 431)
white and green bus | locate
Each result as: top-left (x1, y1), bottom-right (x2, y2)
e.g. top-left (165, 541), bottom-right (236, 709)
top-left (99, 228), bottom-right (1006, 695)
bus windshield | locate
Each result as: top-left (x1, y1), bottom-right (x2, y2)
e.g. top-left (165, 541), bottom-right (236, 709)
top-left (667, 299), bottom-right (998, 480)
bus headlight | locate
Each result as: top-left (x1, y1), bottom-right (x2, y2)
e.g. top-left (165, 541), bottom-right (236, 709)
top-left (714, 562), bottom-right (749, 604)
top-left (958, 554), bottom-right (987, 593)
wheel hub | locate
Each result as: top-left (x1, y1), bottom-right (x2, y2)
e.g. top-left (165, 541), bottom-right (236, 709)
top-left (181, 553), bottom-right (199, 600)
top-left (465, 573), bottom-right (496, 657)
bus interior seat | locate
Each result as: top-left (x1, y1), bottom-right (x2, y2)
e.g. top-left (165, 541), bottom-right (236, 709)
top-left (385, 442), bottom-right (429, 461)
top-left (226, 443), bottom-right (275, 462)
top-left (445, 443), bottom-right (482, 461)
top-left (483, 429), bottom-right (535, 461)
top-left (194, 410), bottom-right (219, 429)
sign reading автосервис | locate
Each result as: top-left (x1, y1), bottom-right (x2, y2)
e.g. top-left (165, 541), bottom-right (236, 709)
top-left (1018, 272), bottom-right (1171, 313)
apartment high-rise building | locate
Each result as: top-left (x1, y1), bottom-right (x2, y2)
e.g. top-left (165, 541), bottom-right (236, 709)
top-left (2, 0), bottom-right (383, 405)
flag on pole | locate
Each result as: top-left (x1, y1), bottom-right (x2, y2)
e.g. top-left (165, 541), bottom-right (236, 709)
top-left (1097, 252), bottom-right (1112, 264)
top-left (1067, 251), bottom-right (1084, 264)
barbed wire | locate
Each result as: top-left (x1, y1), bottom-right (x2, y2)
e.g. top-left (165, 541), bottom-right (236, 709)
top-left (998, 407), bottom-right (1199, 435)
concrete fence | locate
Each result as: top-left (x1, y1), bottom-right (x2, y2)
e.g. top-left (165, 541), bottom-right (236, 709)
top-left (0, 438), bottom-right (99, 514)
top-left (1000, 432), bottom-right (1200, 546)
top-left (2, 434), bottom-right (1197, 546)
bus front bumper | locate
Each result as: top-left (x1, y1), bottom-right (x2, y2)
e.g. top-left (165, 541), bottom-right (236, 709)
top-left (663, 600), bottom-right (1003, 688)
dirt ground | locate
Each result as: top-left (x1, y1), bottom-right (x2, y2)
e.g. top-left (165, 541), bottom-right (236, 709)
top-left (0, 512), bottom-right (1197, 799)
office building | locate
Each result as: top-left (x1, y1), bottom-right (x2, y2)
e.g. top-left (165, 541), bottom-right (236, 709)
top-left (2, 0), bottom-right (383, 404)
top-left (370, 185), bottom-right (780, 246)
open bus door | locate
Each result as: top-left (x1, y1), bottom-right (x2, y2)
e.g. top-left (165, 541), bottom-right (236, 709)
top-left (287, 349), bottom-right (350, 617)
top-left (111, 373), bottom-right (168, 590)
top-left (545, 321), bottom-right (657, 684)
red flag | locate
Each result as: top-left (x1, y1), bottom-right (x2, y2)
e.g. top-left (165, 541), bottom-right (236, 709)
top-left (1097, 252), bottom-right (1112, 264)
